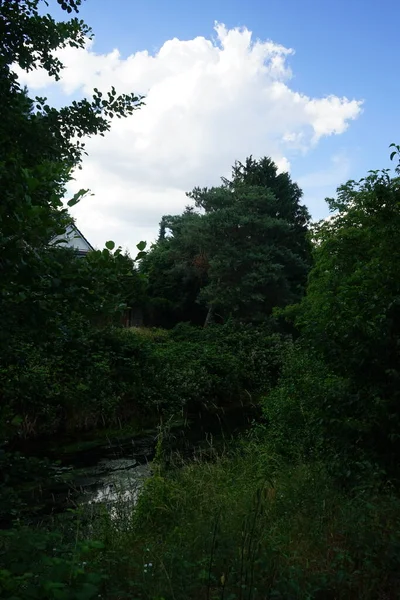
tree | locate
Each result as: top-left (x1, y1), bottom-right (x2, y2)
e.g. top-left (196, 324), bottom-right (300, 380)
top-left (188, 156), bottom-right (311, 323)
top-left (140, 209), bottom-right (208, 327)
top-left (0, 0), bottom-right (143, 336)
top-left (143, 157), bottom-right (311, 326)
top-left (293, 162), bottom-right (400, 469)
top-left (0, 0), bottom-right (146, 442)
top-left (22, 244), bottom-right (147, 331)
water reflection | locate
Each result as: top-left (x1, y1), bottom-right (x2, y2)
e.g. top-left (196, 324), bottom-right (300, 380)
top-left (78, 459), bottom-right (151, 519)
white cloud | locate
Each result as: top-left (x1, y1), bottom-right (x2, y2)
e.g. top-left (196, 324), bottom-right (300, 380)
top-left (15, 23), bottom-right (363, 252)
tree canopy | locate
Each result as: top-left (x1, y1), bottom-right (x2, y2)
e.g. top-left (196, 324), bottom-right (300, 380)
top-left (142, 156), bottom-right (311, 326)
top-left (0, 0), bottom-right (144, 339)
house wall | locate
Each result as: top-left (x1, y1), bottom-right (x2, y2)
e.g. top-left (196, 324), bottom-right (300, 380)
top-left (52, 224), bottom-right (93, 253)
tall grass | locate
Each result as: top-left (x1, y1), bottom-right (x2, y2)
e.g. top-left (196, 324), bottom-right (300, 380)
top-left (2, 442), bottom-right (400, 598)
top-left (86, 442), bottom-right (400, 599)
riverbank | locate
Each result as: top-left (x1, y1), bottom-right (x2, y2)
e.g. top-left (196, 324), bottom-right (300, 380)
top-left (1, 405), bottom-right (257, 526)
top-left (2, 323), bottom-right (283, 442)
top-left (2, 439), bottom-right (400, 600)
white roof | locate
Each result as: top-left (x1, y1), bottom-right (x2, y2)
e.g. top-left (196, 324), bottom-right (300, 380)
top-left (52, 223), bottom-right (93, 253)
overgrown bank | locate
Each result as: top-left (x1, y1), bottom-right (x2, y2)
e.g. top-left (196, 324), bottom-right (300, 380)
top-left (2, 446), bottom-right (400, 600)
top-left (2, 322), bottom-right (288, 440)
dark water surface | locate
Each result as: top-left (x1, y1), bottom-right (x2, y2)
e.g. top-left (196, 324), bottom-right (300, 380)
top-left (14, 407), bottom-right (256, 519)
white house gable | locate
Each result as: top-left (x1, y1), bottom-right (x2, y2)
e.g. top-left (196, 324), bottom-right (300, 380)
top-left (52, 224), bottom-right (94, 255)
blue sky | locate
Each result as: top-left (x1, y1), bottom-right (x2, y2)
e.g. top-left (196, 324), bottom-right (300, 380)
top-left (76, 0), bottom-right (399, 170)
top-left (24, 0), bottom-right (400, 250)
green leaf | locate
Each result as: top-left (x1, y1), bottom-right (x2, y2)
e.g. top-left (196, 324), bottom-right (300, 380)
top-left (88, 540), bottom-right (105, 549)
top-left (136, 240), bottom-right (147, 251)
top-left (67, 189), bottom-right (90, 207)
top-left (105, 240), bottom-right (115, 250)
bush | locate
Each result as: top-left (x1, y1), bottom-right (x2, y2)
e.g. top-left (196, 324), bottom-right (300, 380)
top-left (0, 526), bottom-right (106, 600)
top-left (262, 342), bottom-right (351, 462)
top-left (140, 322), bottom-right (289, 415)
top-left (0, 452), bottom-right (65, 524)
top-left (1, 326), bottom-right (153, 436)
top-left (170, 321), bottom-right (290, 396)
top-left (83, 444), bottom-right (400, 600)
top-left (1, 322), bottom-right (288, 438)
top-left (262, 342), bottom-right (390, 482)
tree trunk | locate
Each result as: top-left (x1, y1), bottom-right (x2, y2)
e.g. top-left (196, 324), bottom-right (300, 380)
top-left (204, 305), bottom-right (214, 327)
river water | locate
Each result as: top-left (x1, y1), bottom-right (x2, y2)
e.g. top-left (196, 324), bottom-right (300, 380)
top-left (77, 458), bottom-right (152, 522)
top-left (18, 407), bottom-right (256, 521)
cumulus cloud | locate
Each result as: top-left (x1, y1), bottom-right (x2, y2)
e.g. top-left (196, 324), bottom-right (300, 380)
top-left (15, 22), bottom-right (363, 252)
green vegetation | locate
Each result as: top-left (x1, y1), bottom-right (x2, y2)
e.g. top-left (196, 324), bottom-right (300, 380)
top-left (2, 449), bottom-right (400, 599)
top-left (141, 156), bottom-right (311, 327)
top-left (1, 1), bottom-right (400, 599)
top-left (92, 450), bottom-right (400, 599)
top-left (2, 322), bottom-right (286, 437)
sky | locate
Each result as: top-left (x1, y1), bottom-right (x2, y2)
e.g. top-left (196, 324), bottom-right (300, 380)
top-left (16, 0), bottom-right (400, 252)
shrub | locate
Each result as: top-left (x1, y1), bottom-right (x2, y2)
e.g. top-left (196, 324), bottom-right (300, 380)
top-left (262, 342), bottom-right (390, 482)
top-left (0, 526), bottom-right (105, 600)
top-left (2, 322), bottom-right (288, 438)
top-left (170, 321), bottom-right (290, 396)
top-left (1, 326), bottom-right (153, 436)
top-left (140, 322), bottom-right (289, 415)
top-left (262, 342), bottom-right (350, 462)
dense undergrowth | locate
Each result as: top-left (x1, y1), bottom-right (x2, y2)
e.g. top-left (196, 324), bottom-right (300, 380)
top-left (1, 321), bottom-right (288, 439)
top-left (2, 444), bottom-right (400, 599)
top-left (103, 447), bottom-right (400, 600)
